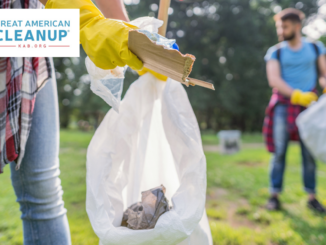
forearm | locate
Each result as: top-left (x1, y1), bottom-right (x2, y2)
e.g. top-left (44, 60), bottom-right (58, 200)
top-left (319, 76), bottom-right (326, 89)
top-left (317, 56), bottom-right (326, 91)
top-left (94, 0), bottom-right (129, 21)
top-left (39, 0), bottom-right (129, 21)
top-left (268, 77), bottom-right (294, 98)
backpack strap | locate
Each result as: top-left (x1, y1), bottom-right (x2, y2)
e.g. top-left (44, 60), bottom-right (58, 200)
top-left (275, 44), bottom-right (282, 76)
top-left (276, 45), bottom-right (281, 61)
top-left (311, 42), bottom-right (320, 80)
top-left (312, 42), bottom-right (320, 56)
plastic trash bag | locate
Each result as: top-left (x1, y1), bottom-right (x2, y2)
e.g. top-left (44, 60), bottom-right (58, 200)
top-left (85, 17), bottom-right (169, 113)
top-left (86, 73), bottom-right (212, 245)
top-left (296, 94), bottom-right (326, 163)
top-left (137, 30), bottom-right (176, 48)
top-left (121, 185), bottom-right (170, 230)
top-left (85, 58), bottom-right (125, 112)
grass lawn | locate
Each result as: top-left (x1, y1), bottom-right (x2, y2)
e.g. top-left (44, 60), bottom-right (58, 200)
top-left (1, 130), bottom-right (326, 245)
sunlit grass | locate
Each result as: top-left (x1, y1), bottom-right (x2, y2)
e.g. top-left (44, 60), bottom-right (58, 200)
top-left (206, 142), bottom-right (326, 245)
top-left (0, 130), bottom-right (325, 244)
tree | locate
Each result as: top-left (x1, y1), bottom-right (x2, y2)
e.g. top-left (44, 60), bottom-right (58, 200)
top-left (55, 0), bottom-right (321, 131)
top-left (156, 0), bottom-right (318, 131)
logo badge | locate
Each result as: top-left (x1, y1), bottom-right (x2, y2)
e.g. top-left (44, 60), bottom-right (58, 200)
top-left (0, 9), bottom-right (80, 57)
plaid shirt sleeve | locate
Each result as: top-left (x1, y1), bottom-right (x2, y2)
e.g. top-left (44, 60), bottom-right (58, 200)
top-left (263, 90), bottom-right (310, 153)
top-left (0, 0), bottom-right (53, 173)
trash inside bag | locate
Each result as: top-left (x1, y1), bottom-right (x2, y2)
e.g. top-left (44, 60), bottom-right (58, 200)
top-left (85, 17), bottom-right (177, 113)
top-left (296, 94), bottom-right (326, 163)
top-left (121, 185), bottom-right (170, 230)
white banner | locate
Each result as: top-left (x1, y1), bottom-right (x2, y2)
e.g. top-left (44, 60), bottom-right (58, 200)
top-left (0, 9), bottom-right (80, 57)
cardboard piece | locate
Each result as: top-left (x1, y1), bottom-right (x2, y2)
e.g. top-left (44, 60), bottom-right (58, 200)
top-left (128, 30), bottom-right (215, 90)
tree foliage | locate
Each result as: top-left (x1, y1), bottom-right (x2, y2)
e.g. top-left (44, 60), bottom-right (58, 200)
top-left (55, 0), bottom-right (320, 131)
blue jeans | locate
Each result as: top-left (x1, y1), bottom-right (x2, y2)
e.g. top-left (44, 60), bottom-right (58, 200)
top-left (10, 69), bottom-right (71, 245)
top-left (270, 104), bottom-right (316, 194)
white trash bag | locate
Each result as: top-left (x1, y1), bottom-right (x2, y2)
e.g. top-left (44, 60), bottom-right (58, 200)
top-left (296, 94), bottom-right (326, 163)
top-left (85, 58), bottom-right (125, 112)
top-left (86, 73), bottom-right (212, 245)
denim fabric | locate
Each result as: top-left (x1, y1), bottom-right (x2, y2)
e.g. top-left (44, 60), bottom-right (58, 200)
top-left (269, 104), bottom-right (316, 194)
top-left (10, 61), bottom-right (71, 245)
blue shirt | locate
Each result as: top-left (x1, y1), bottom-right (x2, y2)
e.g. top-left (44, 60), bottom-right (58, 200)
top-left (264, 38), bottom-right (326, 92)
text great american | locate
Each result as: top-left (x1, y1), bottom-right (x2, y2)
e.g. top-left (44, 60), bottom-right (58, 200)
top-left (0, 20), bottom-right (70, 28)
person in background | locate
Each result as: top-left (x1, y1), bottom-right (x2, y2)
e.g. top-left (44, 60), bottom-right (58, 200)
top-left (0, 0), bottom-right (142, 244)
top-left (274, 8), bottom-right (306, 42)
top-left (263, 9), bottom-right (326, 213)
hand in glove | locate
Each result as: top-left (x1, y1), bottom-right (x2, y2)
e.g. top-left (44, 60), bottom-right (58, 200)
top-left (45, 0), bottom-right (143, 71)
top-left (290, 89), bottom-right (318, 107)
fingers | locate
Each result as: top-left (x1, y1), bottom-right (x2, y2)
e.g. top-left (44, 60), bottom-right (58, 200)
top-left (124, 50), bottom-right (144, 70)
top-left (309, 92), bottom-right (318, 101)
top-left (123, 22), bottom-right (139, 30)
top-left (137, 67), bottom-right (169, 81)
top-left (122, 23), bottom-right (143, 70)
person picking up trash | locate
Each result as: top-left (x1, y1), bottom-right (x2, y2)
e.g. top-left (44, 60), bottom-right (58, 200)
top-left (263, 9), bottom-right (326, 213)
top-left (1, 0), bottom-right (142, 244)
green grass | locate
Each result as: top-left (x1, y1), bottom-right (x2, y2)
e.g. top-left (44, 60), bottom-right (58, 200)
top-left (206, 143), bottom-right (326, 245)
top-left (0, 130), bottom-right (326, 245)
top-left (0, 130), bottom-right (98, 245)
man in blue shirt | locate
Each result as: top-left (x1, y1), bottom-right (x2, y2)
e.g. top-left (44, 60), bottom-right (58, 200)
top-left (264, 9), bottom-right (326, 213)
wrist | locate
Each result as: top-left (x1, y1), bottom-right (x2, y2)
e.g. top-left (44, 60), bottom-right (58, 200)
top-left (290, 89), bottom-right (301, 104)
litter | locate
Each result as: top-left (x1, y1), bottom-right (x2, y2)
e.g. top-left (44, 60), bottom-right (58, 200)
top-left (128, 30), bottom-right (214, 90)
top-left (121, 185), bottom-right (170, 230)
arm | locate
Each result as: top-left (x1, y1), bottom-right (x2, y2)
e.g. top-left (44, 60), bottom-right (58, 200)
top-left (44, 0), bottom-right (143, 70)
top-left (317, 55), bottom-right (326, 90)
top-left (266, 60), bottom-right (294, 97)
top-left (266, 59), bottom-right (318, 105)
top-left (94, 0), bottom-right (129, 21)
top-left (39, 0), bottom-right (129, 21)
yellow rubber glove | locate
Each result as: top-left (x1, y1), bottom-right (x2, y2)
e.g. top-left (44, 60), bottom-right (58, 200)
top-left (290, 89), bottom-right (318, 106)
top-left (138, 67), bottom-right (168, 81)
top-left (45, 0), bottom-right (143, 71)
top-left (323, 88), bottom-right (326, 94)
